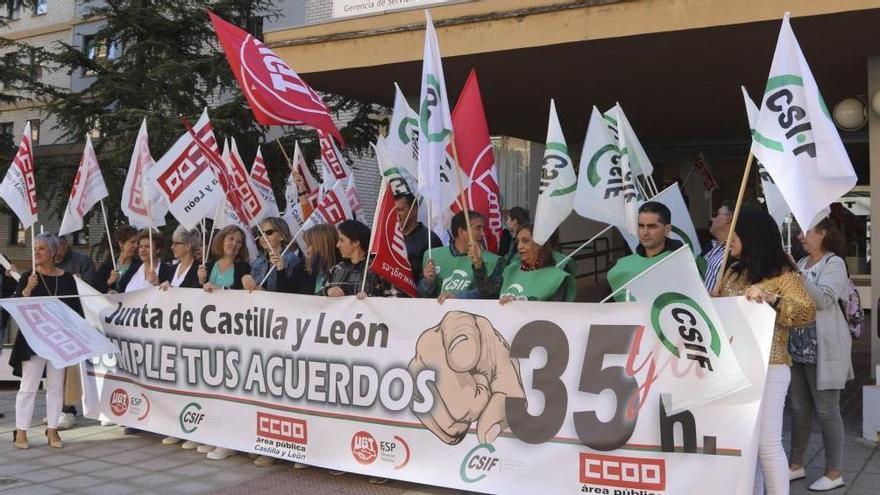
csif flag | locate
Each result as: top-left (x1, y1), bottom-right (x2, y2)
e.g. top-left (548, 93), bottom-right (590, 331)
top-left (122, 118), bottom-right (167, 229)
top-left (603, 103), bottom-right (654, 179)
top-left (532, 99), bottom-right (576, 246)
top-left (742, 86), bottom-right (792, 230)
top-left (0, 122), bottom-right (37, 228)
top-left (368, 178), bottom-right (417, 297)
top-left (59, 135), bottom-right (109, 236)
top-left (749, 13), bottom-right (856, 229)
top-left (248, 147), bottom-right (280, 219)
top-left (450, 69), bottom-right (503, 253)
top-left (208, 11), bottom-right (343, 145)
top-left (625, 246), bottom-right (749, 414)
top-left (574, 105), bottom-right (639, 237)
top-left (384, 83), bottom-right (420, 197)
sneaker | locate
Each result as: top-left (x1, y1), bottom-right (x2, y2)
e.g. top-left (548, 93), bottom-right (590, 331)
top-left (123, 427), bottom-right (139, 435)
top-left (790, 467), bottom-right (806, 481)
top-left (253, 455), bottom-right (276, 467)
top-left (56, 412), bottom-right (76, 430)
top-left (328, 470), bottom-right (347, 476)
top-left (180, 440), bottom-right (200, 450)
top-left (161, 437), bottom-right (181, 445)
top-left (206, 447), bottom-right (235, 460)
top-left (808, 476), bottom-right (845, 491)
top-left (196, 444), bottom-right (215, 454)
top-left (100, 420), bottom-right (114, 427)
top-left (293, 463), bottom-right (309, 469)
top-left (369, 477), bottom-right (388, 484)
top-left (40, 416), bottom-right (48, 425)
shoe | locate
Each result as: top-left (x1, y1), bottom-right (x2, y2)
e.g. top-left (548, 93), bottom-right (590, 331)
top-left (45, 429), bottom-right (63, 449)
top-left (790, 467), bottom-right (806, 481)
top-left (328, 470), bottom-right (347, 476)
top-left (56, 412), bottom-right (76, 431)
top-left (180, 440), bottom-right (200, 450)
top-left (253, 455), bottom-right (276, 467)
top-left (12, 430), bottom-right (29, 450)
top-left (206, 447), bottom-right (235, 460)
top-left (40, 417), bottom-right (48, 425)
top-left (196, 444), bottom-right (215, 454)
top-left (369, 477), bottom-right (388, 484)
top-left (162, 436), bottom-right (181, 445)
top-left (809, 476), bottom-right (845, 491)
top-left (293, 463), bottom-right (309, 469)
top-left (100, 419), bottom-right (114, 427)
top-left (123, 427), bottom-right (139, 435)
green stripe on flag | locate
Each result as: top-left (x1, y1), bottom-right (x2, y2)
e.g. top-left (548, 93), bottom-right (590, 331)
top-left (550, 183), bottom-right (577, 197)
top-left (764, 74), bottom-right (803, 94)
top-left (751, 130), bottom-right (784, 152)
top-left (603, 114), bottom-right (618, 127)
top-left (546, 142), bottom-right (569, 154)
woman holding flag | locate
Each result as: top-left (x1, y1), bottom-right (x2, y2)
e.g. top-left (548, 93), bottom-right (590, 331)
top-left (718, 206), bottom-right (815, 494)
top-left (11, 233), bottom-right (82, 450)
top-left (95, 226), bottom-right (138, 293)
top-left (119, 230), bottom-right (172, 292)
top-left (242, 217), bottom-right (307, 294)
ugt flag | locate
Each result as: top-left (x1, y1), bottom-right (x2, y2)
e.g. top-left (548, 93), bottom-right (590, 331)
top-left (532, 99), bottom-right (576, 246)
top-left (248, 147), bottom-right (280, 219)
top-left (59, 136), bottom-right (108, 236)
top-left (208, 11), bottom-right (343, 145)
top-left (122, 118), bottom-right (167, 229)
top-left (418, 10), bottom-right (459, 240)
top-left (451, 69), bottom-right (503, 253)
top-left (626, 246), bottom-right (749, 414)
top-left (750, 13), bottom-right (857, 230)
top-left (149, 109), bottom-right (223, 230)
top-left (574, 105), bottom-right (639, 237)
top-left (0, 122), bottom-right (37, 228)
top-left (369, 179), bottom-right (417, 297)
top-left (742, 86), bottom-right (792, 230)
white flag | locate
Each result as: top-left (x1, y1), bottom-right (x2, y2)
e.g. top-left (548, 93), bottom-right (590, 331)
top-left (249, 147), bottom-right (280, 219)
top-left (216, 140), bottom-right (259, 261)
top-left (626, 246), bottom-right (750, 414)
top-left (750, 13), bottom-right (856, 230)
top-left (148, 108), bottom-right (223, 229)
top-left (0, 122), bottom-right (37, 228)
top-left (742, 86), bottom-right (792, 230)
top-left (292, 180), bottom-right (354, 253)
top-left (345, 178), bottom-right (364, 222)
top-left (385, 83), bottom-right (420, 196)
top-left (604, 103), bottom-right (654, 178)
top-left (122, 119), bottom-right (167, 229)
top-left (533, 99), bottom-right (576, 246)
top-left (59, 136), bottom-right (109, 236)
top-left (622, 185), bottom-right (702, 256)
top-left (292, 140), bottom-right (320, 197)
top-left (417, 10), bottom-right (458, 239)
top-left (574, 106), bottom-right (640, 236)
top-left (318, 128), bottom-right (351, 191)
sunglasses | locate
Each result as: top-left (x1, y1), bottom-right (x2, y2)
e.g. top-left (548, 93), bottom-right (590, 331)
top-left (259, 229), bottom-right (277, 238)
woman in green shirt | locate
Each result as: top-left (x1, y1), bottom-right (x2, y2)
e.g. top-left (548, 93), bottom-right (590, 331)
top-left (198, 225), bottom-right (250, 292)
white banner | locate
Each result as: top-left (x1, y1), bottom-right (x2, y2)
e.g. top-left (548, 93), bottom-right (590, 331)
top-left (78, 284), bottom-right (774, 495)
top-left (1, 297), bottom-right (117, 368)
top-left (332, 0), bottom-right (457, 19)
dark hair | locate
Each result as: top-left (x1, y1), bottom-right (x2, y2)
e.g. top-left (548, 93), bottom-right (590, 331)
top-left (337, 219), bottom-right (371, 253)
top-left (813, 217), bottom-right (846, 256)
top-left (519, 223), bottom-right (555, 266)
top-left (508, 207), bottom-right (530, 227)
top-left (113, 225), bottom-right (138, 247)
top-left (450, 210), bottom-right (484, 239)
top-left (210, 225), bottom-right (249, 262)
top-left (639, 201), bottom-right (671, 225)
top-left (731, 205), bottom-right (796, 284)
top-left (393, 193), bottom-right (416, 208)
top-left (136, 229), bottom-right (165, 252)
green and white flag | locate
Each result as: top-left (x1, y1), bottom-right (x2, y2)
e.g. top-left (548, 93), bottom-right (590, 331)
top-left (742, 86), bottom-right (791, 230)
top-left (603, 103), bottom-right (654, 179)
top-left (385, 83), bottom-right (420, 197)
top-left (574, 106), bottom-right (639, 236)
top-left (750, 13), bottom-right (856, 230)
top-left (626, 246), bottom-right (749, 414)
top-left (533, 99), bottom-right (576, 246)
top-left (417, 10), bottom-right (458, 238)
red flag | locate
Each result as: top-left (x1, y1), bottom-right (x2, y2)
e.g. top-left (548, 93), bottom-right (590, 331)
top-left (208, 11), bottom-right (344, 145)
top-left (693, 152), bottom-right (718, 194)
top-left (369, 183), bottom-right (417, 297)
top-left (451, 70), bottom-right (503, 253)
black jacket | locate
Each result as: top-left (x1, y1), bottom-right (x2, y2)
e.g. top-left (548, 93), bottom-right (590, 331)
top-left (203, 260), bottom-right (251, 290)
top-left (404, 222), bottom-right (442, 285)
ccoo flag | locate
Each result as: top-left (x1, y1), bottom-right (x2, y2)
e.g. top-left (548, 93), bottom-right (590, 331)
top-left (750, 13), bottom-right (856, 230)
top-left (248, 147), bottom-right (280, 219)
top-left (532, 99), bottom-right (576, 246)
top-left (0, 122), bottom-right (37, 228)
top-left (742, 86), bottom-right (791, 230)
top-left (626, 246), bottom-right (750, 414)
top-left (574, 106), bottom-right (640, 237)
top-left (59, 135), bottom-right (109, 236)
top-left (122, 119), bottom-right (167, 229)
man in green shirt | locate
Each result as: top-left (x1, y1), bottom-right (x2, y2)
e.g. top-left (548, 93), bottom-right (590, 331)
top-left (607, 201), bottom-right (683, 301)
top-left (420, 211), bottom-right (506, 302)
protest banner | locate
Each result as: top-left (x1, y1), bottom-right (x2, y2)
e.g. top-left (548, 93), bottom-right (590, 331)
top-left (79, 283), bottom-right (774, 495)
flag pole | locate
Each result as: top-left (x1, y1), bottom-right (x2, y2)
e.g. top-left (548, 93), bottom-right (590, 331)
top-left (712, 152), bottom-right (755, 297)
top-left (361, 178), bottom-right (387, 293)
top-left (785, 215), bottom-right (792, 254)
top-left (276, 140), bottom-right (293, 168)
top-left (201, 218), bottom-right (207, 264)
top-left (449, 132), bottom-right (475, 248)
top-left (147, 227), bottom-right (154, 270)
top-left (259, 227), bottom-right (304, 287)
top-left (30, 226), bottom-right (35, 273)
top-left (601, 245), bottom-right (689, 303)
top-left (99, 200), bottom-right (117, 271)
top-left (555, 225), bottom-right (613, 268)
top-left (255, 224), bottom-right (278, 256)
top-left (206, 200), bottom-right (224, 260)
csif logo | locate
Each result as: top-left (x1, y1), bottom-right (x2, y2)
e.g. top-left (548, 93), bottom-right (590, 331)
top-left (670, 225), bottom-right (696, 255)
top-left (459, 443), bottom-right (500, 483)
top-left (754, 74), bottom-right (828, 159)
top-left (650, 292), bottom-right (721, 371)
top-left (586, 144), bottom-right (639, 203)
top-left (441, 269), bottom-right (472, 292)
top-left (179, 402), bottom-right (206, 434)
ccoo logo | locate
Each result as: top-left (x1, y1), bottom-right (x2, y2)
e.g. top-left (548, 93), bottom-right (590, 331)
top-left (650, 292), bottom-right (721, 371)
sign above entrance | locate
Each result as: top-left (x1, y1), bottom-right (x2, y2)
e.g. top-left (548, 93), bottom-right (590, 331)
top-left (332, 0), bottom-right (466, 20)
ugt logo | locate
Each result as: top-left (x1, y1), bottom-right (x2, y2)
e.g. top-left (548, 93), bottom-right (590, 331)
top-left (650, 292), bottom-right (721, 371)
top-left (756, 74), bottom-right (824, 159)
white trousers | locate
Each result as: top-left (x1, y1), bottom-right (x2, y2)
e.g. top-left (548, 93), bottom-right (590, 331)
top-left (16, 356), bottom-right (64, 431)
top-left (753, 364), bottom-right (791, 495)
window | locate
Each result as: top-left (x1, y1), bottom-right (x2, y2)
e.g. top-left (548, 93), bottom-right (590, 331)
top-left (32, 0), bottom-right (46, 15)
top-left (26, 119), bottom-right (39, 144)
top-left (9, 215), bottom-right (26, 245)
top-left (72, 230), bottom-right (89, 246)
top-left (82, 35), bottom-right (121, 76)
top-left (0, 122), bottom-right (12, 140)
top-left (3, 0), bottom-right (20, 20)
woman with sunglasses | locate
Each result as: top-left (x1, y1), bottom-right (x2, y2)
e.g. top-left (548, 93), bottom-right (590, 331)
top-left (242, 217), bottom-right (309, 294)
